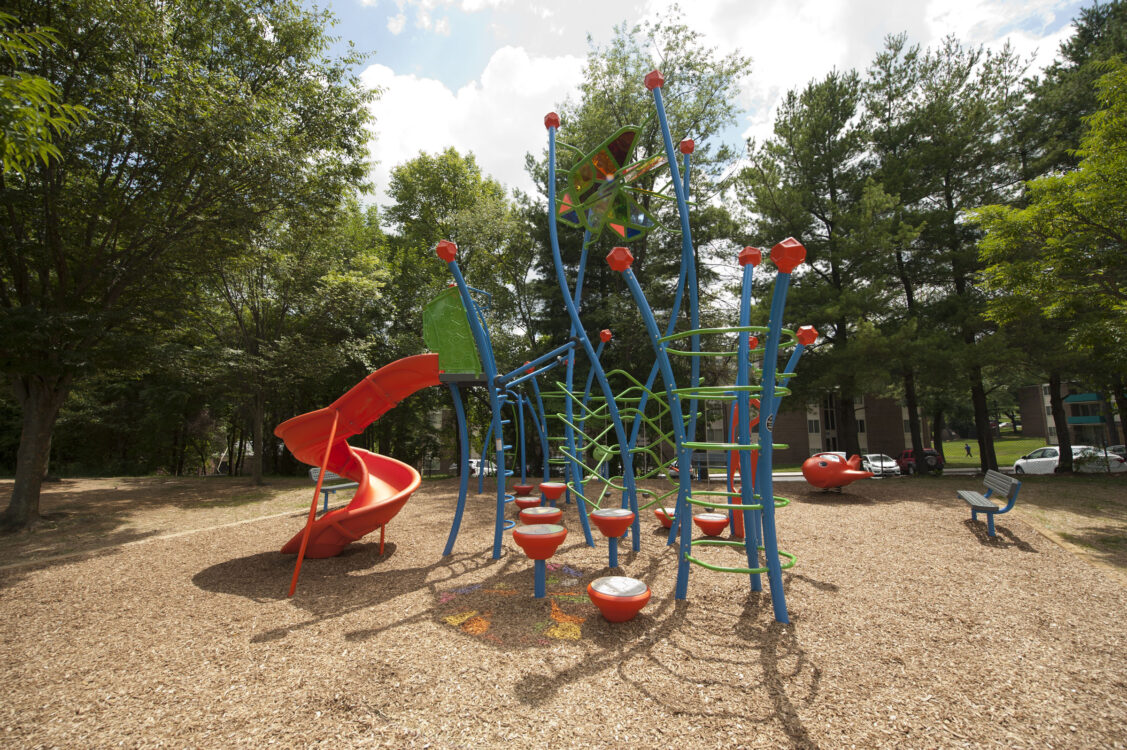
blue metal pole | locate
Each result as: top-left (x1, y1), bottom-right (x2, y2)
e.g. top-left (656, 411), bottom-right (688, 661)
top-left (443, 383), bottom-right (471, 555)
top-left (757, 266), bottom-right (797, 623)
top-left (534, 559), bottom-right (547, 598)
top-left (498, 341), bottom-right (576, 383)
top-left (516, 392), bottom-right (527, 484)
top-left (736, 257), bottom-right (763, 592)
top-left (441, 253), bottom-right (510, 559)
top-left (528, 376), bottom-right (551, 483)
top-left (615, 259), bottom-right (694, 599)
top-left (546, 120), bottom-right (640, 549)
top-left (650, 80), bottom-right (701, 539)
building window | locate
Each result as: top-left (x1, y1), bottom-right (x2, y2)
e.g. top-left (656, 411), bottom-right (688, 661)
top-left (1043, 384), bottom-right (1050, 395)
top-left (1046, 405), bottom-right (1052, 415)
top-left (1049, 426), bottom-right (1056, 437)
top-left (822, 394), bottom-right (837, 431)
top-left (807, 419), bottom-right (820, 434)
top-left (857, 419), bottom-right (866, 433)
top-left (904, 419), bottom-right (911, 433)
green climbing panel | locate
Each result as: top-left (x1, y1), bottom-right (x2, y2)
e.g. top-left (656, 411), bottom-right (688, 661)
top-left (423, 287), bottom-right (483, 376)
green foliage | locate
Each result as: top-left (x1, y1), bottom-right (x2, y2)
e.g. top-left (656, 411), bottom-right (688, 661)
top-left (975, 62), bottom-right (1127, 380)
top-left (0, 11), bottom-right (88, 175)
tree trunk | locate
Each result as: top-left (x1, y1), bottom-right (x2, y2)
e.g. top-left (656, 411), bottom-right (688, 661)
top-left (903, 369), bottom-right (924, 455)
top-left (931, 407), bottom-right (945, 466)
top-left (1112, 379), bottom-right (1127, 449)
top-left (3, 375), bottom-right (72, 530)
top-left (970, 371), bottom-right (998, 472)
top-left (1049, 371), bottom-right (1073, 472)
top-left (251, 390), bottom-right (265, 486)
top-left (835, 390), bottom-right (861, 457)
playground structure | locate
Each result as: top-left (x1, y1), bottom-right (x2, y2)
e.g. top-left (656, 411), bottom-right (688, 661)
top-left (274, 69), bottom-right (815, 623)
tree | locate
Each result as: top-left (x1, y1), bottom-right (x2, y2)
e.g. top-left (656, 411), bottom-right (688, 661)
top-left (974, 62), bottom-right (1127, 459)
top-left (884, 37), bottom-right (1025, 472)
top-left (205, 201), bottom-right (388, 485)
top-left (0, 0), bottom-right (372, 529)
top-left (739, 69), bottom-right (901, 457)
top-left (1027, 0), bottom-right (1127, 173)
top-left (0, 11), bottom-right (87, 174)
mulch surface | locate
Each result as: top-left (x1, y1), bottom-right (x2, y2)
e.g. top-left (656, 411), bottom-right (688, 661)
top-left (1, 476), bottom-right (1125, 748)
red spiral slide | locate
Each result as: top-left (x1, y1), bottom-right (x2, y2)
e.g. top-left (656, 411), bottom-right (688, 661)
top-left (274, 354), bottom-right (441, 571)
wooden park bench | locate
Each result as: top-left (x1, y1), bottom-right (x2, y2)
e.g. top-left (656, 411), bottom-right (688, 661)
top-left (958, 469), bottom-right (1022, 538)
top-left (309, 467), bottom-right (359, 514)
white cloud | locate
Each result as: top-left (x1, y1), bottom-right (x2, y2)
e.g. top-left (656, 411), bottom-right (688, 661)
top-left (360, 46), bottom-right (585, 204)
top-left (387, 13), bottom-right (407, 35)
top-left (358, 0), bottom-right (1082, 205)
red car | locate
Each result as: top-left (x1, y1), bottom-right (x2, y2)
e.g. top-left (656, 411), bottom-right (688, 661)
top-left (895, 448), bottom-right (945, 475)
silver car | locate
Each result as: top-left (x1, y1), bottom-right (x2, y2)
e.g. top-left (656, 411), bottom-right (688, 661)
top-left (862, 454), bottom-right (900, 477)
top-left (1014, 445), bottom-right (1127, 474)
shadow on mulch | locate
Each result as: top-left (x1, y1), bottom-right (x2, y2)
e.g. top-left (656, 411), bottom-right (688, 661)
top-left (1060, 526), bottom-right (1127, 569)
top-left (793, 490), bottom-right (876, 506)
top-left (962, 518), bottom-right (1038, 552)
top-left (0, 524), bottom-right (163, 590)
top-left (741, 599), bottom-right (824, 749)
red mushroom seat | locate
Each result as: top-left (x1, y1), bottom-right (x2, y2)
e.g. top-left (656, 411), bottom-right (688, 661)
top-left (511, 524), bottom-right (568, 560)
top-left (692, 512), bottom-right (729, 537)
top-left (654, 506), bottom-right (677, 528)
top-left (587, 576), bottom-right (651, 622)
top-left (590, 508), bottom-right (635, 538)
top-left (539, 482), bottom-right (566, 503)
top-left (520, 506), bottom-right (562, 525)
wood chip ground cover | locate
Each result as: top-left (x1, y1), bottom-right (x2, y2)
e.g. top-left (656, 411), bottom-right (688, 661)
top-left (1, 475), bottom-right (1125, 748)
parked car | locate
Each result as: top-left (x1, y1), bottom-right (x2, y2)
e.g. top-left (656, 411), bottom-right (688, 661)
top-left (447, 459), bottom-right (498, 476)
top-left (895, 448), bottom-right (944, 475)
top-left (1013, 445), bottom-right (1127, 474)
top-left (1109, 445), bottom-right (1126, 459)
top-left (861, 454), bottom-right (901, 477)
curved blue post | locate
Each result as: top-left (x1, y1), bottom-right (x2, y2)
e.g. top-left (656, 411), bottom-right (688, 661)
top-left (440, 253), bottom-right (511, 559)
top-left (756, 264), bottom-right (797, 623)
top-left (516, 392), bottom-right (527, 484)
top-left (477, 418), bottom-right (491, 495)
top-left (736, 258), bottom-right (763, 591)
top-left (443, 383), bottom-right (471, 555)
top-left (614, 262), bottom-right (694, 598)
top-left (528, 376), bottom-right (551, 482)
top-left (547, 122), bottom-right (640, 549)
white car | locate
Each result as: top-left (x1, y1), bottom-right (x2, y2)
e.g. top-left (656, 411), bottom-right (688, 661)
top-left (1013, 445), bottom-right (1127, 474)
top-left (448, 459), bottom-right (498, 476)
top-left (861, 454), bottom-right (900, 477)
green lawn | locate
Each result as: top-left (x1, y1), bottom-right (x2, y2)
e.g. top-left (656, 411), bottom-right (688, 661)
top-left (944, 434), bottom-right (1048, 469)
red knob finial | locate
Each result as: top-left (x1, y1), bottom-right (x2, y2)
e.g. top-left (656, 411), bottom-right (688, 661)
top-left (796, 326), bottom-right (817, 346)
top-left (606, 246), bottom-right (634, 272)
top-left (600, 329), bottom-right (612, 343)
top-left (436, 240), bottom-right (457, 262)
top-left (738, 246), bottom-right (762, 267)
top-left (544, 112), bottom-right (560, 130)
top-left (770, 237), bottom-right (806, 273)
top-left (644, 70), bottom-right (665, 90)
top-left (679, 139), bottom-right (695, 154)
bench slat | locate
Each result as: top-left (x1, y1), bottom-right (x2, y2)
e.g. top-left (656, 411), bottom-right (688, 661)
top-left (983, 469), bottom-right (1017, 499)
top-left (957, 490), bottom-right (999, 511)
top-left (309, 467), bottom-right (345, 483)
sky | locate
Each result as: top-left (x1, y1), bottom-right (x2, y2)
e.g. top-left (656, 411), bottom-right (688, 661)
top-left (304, 0), bottom-right (1088, 204)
